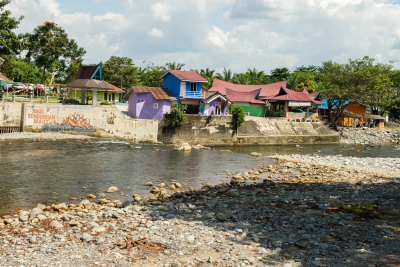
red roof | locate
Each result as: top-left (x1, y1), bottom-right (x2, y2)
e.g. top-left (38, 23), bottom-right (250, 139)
top-left (160, 70), bottom-right (208, 82)
top-left (0, 73), bottom-right (12, 82)
top-left (265, 87), bottom-right (313, 102)
top-left (210, 79), bottom-right (286, 98)
top-left (124, 86), bottom-right (176, 101)
top-left (225, 88), bottom-right (260, 102)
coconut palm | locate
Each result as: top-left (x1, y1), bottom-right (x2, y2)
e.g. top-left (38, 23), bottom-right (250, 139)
top-left (165, 62), bottom-right (185, 70)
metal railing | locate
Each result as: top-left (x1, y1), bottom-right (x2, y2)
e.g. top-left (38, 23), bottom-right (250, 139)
top-left (1, 93), bottom-right (62, 103)
top-left (0, 126), bottom-right (21, 134)
top-left (179, 90), bottom-right (206, 98)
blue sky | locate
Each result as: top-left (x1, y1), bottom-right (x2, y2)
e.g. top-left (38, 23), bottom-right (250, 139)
top-left (8, 0), bottom-right (400, 73)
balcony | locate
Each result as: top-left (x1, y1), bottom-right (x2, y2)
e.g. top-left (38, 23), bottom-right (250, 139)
top-left (179, 90), bottom-right (205, 99)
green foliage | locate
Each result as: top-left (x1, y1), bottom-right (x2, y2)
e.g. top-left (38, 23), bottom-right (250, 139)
top-left (165, 62), bottom-right (185, 70)
top-left (138, 62), bottom-right (165, 87)
top-left (337, 203), bottom-right (378, 215)
top-left (198, 68), bottom-right (215, 88)
top-left (103, 56), bottom-right (139, 91)
top-left (216, 68), bottom-right (233, 82)
top-left (100, 101), bottom-right (112, 105)
top-left (270, 67), bottom-right (290, 81)
top-left (24, 21), bottom-right (86, 84)
top-left (163, 103), bottom-right (187, 128)
top-left (295, 79), bottom-right (316, 92)
top-left (231, 106), bottom-right (245, 129)
top-left (0, 0), bottom-right (24, 58)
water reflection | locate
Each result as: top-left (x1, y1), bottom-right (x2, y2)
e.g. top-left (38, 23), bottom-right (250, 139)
top-left (0, 139), bottom-right (273, 216)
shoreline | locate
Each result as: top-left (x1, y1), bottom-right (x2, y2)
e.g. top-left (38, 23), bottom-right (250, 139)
top-left (1, 153), bottom-right (399, 266)
top-left (0, 132), bottom-right (92, 140)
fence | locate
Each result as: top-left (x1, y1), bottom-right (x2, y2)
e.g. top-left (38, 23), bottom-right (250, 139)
top-left (0, 126), bottom-right (21, 134)
top-left (1, 93), bottom-right (62, 103)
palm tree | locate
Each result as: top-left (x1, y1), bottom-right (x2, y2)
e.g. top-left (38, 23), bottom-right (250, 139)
top-left (216, 68), bottom-right (233, 82)
top-left (246, 68), bottom-right (265, 84)
top-left (165, 62), bottom-right (185, 70)
top-left (199, 68), bottom-right (216, 88)
top-left (232, 73), bottom-right (251, 84)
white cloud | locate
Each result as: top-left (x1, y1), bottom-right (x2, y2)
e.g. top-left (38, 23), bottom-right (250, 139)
top-left (148, 28), bottom-right (164, 37)
top-left (208, 26), bottom-right (230, 48)
top-left (150, 2), bottom-right (171, 22)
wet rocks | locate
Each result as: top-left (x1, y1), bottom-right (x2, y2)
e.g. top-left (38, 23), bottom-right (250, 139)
top-left (341, 128), bottom-right (400, 144)
top-left (106, 186), bottom-right (119, 193)
top-left (250, 152), bottom-right (262, 157)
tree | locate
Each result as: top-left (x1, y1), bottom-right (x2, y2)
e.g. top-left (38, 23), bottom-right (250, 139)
top-left (216, 68), bottom-right (233, 82)
top-left (294, 79), bottom-right (316, 92)
top-left (232, 73), bottom-right (251, 85)
top-left (231, 106), bottom-right (245, 132)
top-left (246, 68), bottom-right (266, 85)
top-left (359, 62), bottom-right (397, 115)
top-left (165, 62), bottom-right (185, 70)
top-left (318, 58), bottom-right (367, 128)
top-left (198, 68), bottom-right (215, 88)
top-left (0, 0), bottom-right (24, 77)
top-left (103, 56), bottom-right (139, 91)
top-left (270, 67), bottom-right (290, 81)
top-left (138, 62), bottom-right (165, 87)
top-left (24, 21), bottom-right (86, 84)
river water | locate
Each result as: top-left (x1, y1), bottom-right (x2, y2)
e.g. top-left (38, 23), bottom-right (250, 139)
top-left (214, 143), bottom-right (400, 158)
top-left (0, 139), bottom-right (273, 216)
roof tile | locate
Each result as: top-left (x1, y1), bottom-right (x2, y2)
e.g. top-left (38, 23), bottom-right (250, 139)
top-left (124, 86), bottom-right (176, 101)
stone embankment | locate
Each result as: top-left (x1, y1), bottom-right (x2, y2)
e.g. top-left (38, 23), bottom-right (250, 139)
top-left (340, 128), bottom-right (400, 144)
top-left (0, 132), bottom-right (91, 140)
top-left (272, 154), bottom-right (400, 177)
top-left (1, 158), bottom-right (399, 266)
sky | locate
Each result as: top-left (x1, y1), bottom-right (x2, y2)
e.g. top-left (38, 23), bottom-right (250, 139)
top-left (7, 0), bottom-right (400, 73)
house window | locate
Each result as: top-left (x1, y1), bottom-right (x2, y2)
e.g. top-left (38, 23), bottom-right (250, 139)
top-left (215, 102), bottom-right (221, 116)
top-left (153, 103), bottom-right (158, 109)
top-left (190, 83), bottom-right (197, 92)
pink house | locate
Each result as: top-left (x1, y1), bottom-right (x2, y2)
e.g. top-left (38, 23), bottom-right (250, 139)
top-left (124, 87), bottom-right (177, 120)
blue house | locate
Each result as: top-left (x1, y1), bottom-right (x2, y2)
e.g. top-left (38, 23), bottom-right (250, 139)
top-left (160, 70), bottom-right (208, 114)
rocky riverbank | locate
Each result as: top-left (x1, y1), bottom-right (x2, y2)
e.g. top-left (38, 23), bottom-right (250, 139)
top-left (0, 132), bottom-right (92, 140)
top-left (271, 154), bottom-right (400, 177)
top-left (1, 158), bottom-right (399, 266)
top-left (340, 128), bottom-right (400, 144)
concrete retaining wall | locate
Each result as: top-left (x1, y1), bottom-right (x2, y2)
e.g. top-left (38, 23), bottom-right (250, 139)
top-left (158, 115), bottom-right (339, 145)
top-left (0, 102), bottom-right (158, 141)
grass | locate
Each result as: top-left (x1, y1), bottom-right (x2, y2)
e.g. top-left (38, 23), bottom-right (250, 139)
top-left (337, 203), bottom-right (378, 215)
top-left (385, 127), bottom-right (400, 130)
top-left (382, 195), bottom-right (398, 200)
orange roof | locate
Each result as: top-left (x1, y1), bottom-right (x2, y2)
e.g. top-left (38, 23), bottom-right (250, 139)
top-left (210, 79), bottom-right (286, 98)
top-left (0, 73), bottom-right (12, 82)
top-left (160, 70), bottom-right (208, 82)
top-left (124, 86), bottom-right (176, 101)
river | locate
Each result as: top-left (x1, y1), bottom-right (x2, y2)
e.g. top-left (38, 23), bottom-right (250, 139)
top-left (0, 139), bottom-right (273, 216)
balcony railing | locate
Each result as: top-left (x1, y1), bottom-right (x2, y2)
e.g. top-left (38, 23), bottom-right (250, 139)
top-left (180, 90), bottom-right (205, 98)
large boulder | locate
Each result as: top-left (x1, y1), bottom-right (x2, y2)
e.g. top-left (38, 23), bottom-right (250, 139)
top-left (106, 186), bottom-right (118, 193)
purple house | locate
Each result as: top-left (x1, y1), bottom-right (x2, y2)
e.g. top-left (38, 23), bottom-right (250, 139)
top-left (203, 91), bottom-right (227, 116)
top-left (124, 87), bottom-right (176, 120)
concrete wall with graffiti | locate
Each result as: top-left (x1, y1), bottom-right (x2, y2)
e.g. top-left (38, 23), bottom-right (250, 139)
top-left (22, 103), bottom-right (115, 133)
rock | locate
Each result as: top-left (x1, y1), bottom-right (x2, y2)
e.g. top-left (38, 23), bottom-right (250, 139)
top-left (91, 226), bottom-right (106, 233)
top-left (60, 215), bottom-right (69, 221)
top-left (82, 233), bottom-right (93, 242)
top-left (98, 199), bottom-right (108, 205)
top-left (215, 213), bottom-right (226, 221)
top-left (187, 235), bottom-right (195, 243)
top-left (158, 183), bottom-right (166, 188)
top-left (106, 186), bottom-right (118, 193)
top-left (250, 152), bottom-right (262, 157)
top-left (29, 208), bottom-right (43, 219)
top-left (19, 214), bottom-right (29, 222)
top-left (49, 220), bottom-right (64, 228)
top-left (36, 203), bottom-right (46, 210)
top-left (98, 193), bottom-right (106, 198)
top-left (182, 146), bottom-right (191, 151)
top-left (123, 200), bottom-right (133, 208)
top-left (29, 236), bottom-right (37, 243)
top-left (4, 218), bottom-right (13, 225)
top-left (207, 256), bottom-right (213, 263)
top-left (69, 221), bottom-right (81, 227)
top-left (174, 182), bottom-right (182, 188)
top-left (171, 261), bottom-right (180, 267)
top-left (86, 222), bottom-right (99, 228)
top-left (37, 214), bottom-right (47, 221)
top-left (87, 194), bottom-right (96, 199)
top-left (138, 199), bottom-right (148, 206)
top-left (170, 184), bottom-right (176, 190)
top-left (145, 182), bottom-right (153, 186)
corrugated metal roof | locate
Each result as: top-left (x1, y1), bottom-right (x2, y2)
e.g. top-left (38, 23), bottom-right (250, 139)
top-left (210, 79), bottom-right (286, 98)
top-left (124, 86), bottom-right (176, 101)
top-left (0, 72), bottom-right (13, 82)
top-left (160, 70), bottom-right (208, 82)
top-left (225, 88), bottom-right (260, 102)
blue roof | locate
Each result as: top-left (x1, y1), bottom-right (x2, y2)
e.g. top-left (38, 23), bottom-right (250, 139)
top-left (318, 99), bottom-right (350, 109)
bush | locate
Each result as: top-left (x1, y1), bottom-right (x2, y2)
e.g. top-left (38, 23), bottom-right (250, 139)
top-left (163, 103), bottom-right (186, 128)
top-left (231, 106), bottom-right (245, 129)
top-left (395, 119), bottom-right (399, 123)
top-left (100, 101), bottom-right (112, 105)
